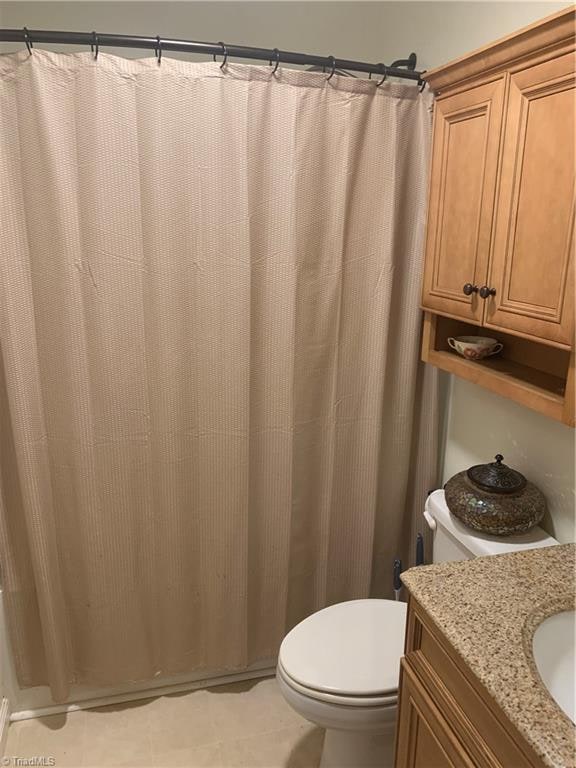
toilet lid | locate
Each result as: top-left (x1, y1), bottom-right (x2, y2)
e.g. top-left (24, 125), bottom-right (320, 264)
top-left (278, 599), bottom-right (407, 697)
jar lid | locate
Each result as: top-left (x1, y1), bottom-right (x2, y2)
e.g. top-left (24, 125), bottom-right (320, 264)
top-left (466, 454), bottom-right (527, 495)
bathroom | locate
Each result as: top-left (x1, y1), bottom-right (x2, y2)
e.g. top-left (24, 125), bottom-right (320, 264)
top-left (0, 1), bottom-right (574, 766)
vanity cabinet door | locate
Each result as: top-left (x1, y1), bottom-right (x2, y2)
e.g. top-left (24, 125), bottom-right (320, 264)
top-left (421, 78), bottom-right (506, 323)
top-left (394, 660), bottom-right (476, 768)
top-left (484, 53), bottom-right (575, 347)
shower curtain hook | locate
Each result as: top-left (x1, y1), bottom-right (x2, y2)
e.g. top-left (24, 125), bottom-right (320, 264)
top-left (269, 48), bottom-right (280, 75)
top-left (326, 56), bottom-right (336, 81)
top-left (23, 27), bottom-right (33, 56)
top-left (155, 36), bottom-right (162, 65)
top-left (218, 42), bottom-right (228, 69)
top-left (376, 64), bottom-right (388, 87)
top-left (90, 31), bottom-right (99, 61)
top-left (418, 77), bottom-right (427, 93)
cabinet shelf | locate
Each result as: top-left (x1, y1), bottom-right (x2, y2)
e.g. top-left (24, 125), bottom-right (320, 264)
top-left (430, 348), bottom-right (565, 398)
top-left (422, 313), bottom-right (574, 425)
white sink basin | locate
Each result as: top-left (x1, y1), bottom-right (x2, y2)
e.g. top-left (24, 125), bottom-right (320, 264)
top-left (532, 610), bottom-right (575, 722)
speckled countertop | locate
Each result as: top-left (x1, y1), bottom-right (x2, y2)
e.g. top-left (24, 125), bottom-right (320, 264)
top-left (401, 544), bottom-right (576, 768)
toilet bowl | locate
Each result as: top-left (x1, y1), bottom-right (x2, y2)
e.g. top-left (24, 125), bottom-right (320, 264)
top-left (276, 599), bottom-right (406, 768)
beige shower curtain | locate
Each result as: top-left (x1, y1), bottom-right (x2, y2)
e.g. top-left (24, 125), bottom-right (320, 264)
top-left (0, 50), bottom-right (438, 701)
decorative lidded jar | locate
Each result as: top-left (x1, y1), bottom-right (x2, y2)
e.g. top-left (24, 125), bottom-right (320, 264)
top-left (444, 454), bottom-right (547, 536)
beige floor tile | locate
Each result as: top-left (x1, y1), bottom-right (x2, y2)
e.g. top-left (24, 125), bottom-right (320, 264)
top-left (5, 678), bottom-right (321, 768)
top-left (147, 692), bottom-right (218, 756)
top-left (152, 740), bottom-right (224, 768)
top-left (85, 697), bottom-right (157, 731)
top-left (146, 687), bottom-right (211, 717)
top-left (10, 711), bottom-right (86, 767)
top-left (219, 724), bottom-right (324, 768)
top-left (3, 723), bottom-right (21, 756)
top-left (83, 700), bottom-right (155, 767)
top-left (207, 678), bottom-right (305, 742)
top-left (83, 731), bottom-right (154, 767)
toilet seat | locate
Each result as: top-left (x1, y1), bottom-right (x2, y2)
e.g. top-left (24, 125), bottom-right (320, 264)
top-left (277, 657), bottom-right (398, 708)
top-left (278, 599), bottom-right (406, 708)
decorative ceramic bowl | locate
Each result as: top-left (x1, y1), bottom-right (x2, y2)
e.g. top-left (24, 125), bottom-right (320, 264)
top-left (444, 454), bottom-right (547, 536)
top-left (447, 335), bottom-right (503, 360)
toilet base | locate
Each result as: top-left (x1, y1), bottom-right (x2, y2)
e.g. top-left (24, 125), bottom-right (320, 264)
top-left (319, 725), bottom-right (395, 768)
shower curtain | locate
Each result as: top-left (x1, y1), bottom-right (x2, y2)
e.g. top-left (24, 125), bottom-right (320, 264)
top-left (0, 50), bottom-right (438, 701)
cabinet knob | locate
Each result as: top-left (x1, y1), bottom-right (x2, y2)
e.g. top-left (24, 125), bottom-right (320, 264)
top-left (462, 283), bottom-right (478, 296)
top-left (479, 286), bottom-right (496, 299)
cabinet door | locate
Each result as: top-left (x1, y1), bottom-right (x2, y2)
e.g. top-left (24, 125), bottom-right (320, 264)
top-left (485, 53), bottom-right (575, 347)
top-left (422, 78), bottom-right (506, 323)
top-left (395, 660), bottom-right (476, 768)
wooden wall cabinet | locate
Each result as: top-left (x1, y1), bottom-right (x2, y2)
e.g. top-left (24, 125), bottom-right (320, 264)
top-left (421, 8), bottom-right (575, 425)
top-left (394, 599), bottom-right (545, 768)
top-left (422, 78), bottom-right (506, 324)
top-left (485, 52), bottom-right (575, 348)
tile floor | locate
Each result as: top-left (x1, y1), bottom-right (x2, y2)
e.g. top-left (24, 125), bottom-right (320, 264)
top-left (4, 677), bottom-right (324, 768)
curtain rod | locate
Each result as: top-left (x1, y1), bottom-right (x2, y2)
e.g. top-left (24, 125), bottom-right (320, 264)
top-left (0, 28), bottom-right (424, 83)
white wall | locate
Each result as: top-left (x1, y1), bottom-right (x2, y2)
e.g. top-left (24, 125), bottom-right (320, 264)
top-left (443, 379), bottom-right (575, 543)
top-left (0, 2), bottom-right (568, 72)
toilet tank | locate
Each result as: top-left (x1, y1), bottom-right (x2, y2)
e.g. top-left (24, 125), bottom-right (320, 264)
top-left (425, 490), bottom-right (559, 563)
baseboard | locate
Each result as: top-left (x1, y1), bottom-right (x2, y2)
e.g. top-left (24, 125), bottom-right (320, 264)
top-left (0, 697), bottom-right (11, 756)
top-left (10, 666), bottom-right (276, 722)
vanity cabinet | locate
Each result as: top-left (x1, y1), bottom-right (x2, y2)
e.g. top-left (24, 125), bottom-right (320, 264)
top-left (394, 598), bottom-right (546, 768)
top-left (395, 659), bottom-right (475, 768)
top-left (420, 7), bottom-right (575, 425)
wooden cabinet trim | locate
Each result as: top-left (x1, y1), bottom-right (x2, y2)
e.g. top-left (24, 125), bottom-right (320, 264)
top-left (426, 40), bottom-right (576, 100)
top-left (424, 7), bottom-right (576, 95)
top-left (562, 349), bottom-right (575, 426)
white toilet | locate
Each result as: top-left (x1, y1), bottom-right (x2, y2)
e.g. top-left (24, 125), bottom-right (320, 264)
top-left (276, 489), bottom-right (559, 768)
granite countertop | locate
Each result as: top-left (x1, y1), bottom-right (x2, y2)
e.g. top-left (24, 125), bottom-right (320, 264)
top-left (401, 543), bottom-right (576, 768)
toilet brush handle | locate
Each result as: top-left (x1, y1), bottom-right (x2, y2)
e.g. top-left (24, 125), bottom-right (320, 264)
top-left (416, 533), bottom-right (424, 566)
top-left (393, 559), bottom-right (402, 601)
